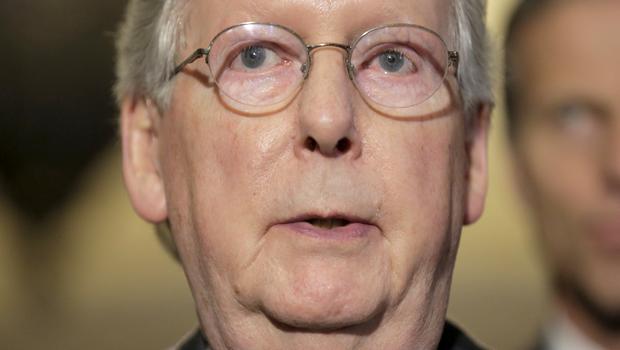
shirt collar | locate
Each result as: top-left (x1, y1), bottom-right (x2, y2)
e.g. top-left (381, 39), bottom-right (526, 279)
top-left (544, 311), bottom-right (604, 350)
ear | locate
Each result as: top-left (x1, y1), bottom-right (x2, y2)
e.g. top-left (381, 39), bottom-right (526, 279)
top-left (120, 97), bottom-right (168, 223)
top-left (463, 103), bottom-right (492, 225)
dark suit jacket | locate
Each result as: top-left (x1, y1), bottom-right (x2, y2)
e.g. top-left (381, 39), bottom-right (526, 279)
top-left (177, 321), bottom-right (484, 350)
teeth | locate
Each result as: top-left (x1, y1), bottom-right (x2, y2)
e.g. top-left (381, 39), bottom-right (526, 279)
top-left (308, 218), bottom-right (349, 229)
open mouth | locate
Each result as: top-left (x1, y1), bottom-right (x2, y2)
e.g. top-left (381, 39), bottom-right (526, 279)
top-left (275, 214), bottom-right (375, 240)
top-left (305, 218), bottom-right (351, 229)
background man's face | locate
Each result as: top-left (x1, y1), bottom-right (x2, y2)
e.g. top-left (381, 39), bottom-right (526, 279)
top-left (122, 0), bottom-right (489, 346)
top-left (510, 0), bottom-right (620, 316)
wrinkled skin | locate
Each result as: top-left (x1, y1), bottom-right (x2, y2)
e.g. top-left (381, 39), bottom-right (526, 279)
top-left (121, 0), bottom-right (490, 349)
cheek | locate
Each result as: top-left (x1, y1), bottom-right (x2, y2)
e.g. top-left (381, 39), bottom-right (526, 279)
top-left (159, 87), bottom-right (295, 272)
top-left (524, 118), bottom-right (607, 195)
top-left (519, 131), bottom-right (600, 225)
top-left (383, 120), bottom-right (464, 220)
top-left (163, 80), bottom-right (288, 207)
top-left (371, 118), bottom-right (465, 285)
top-left (516, 132), bottom-right (601, 267)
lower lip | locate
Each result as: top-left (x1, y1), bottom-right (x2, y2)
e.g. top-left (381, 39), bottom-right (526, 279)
top-left (276, 222), bottom-right (375, 240)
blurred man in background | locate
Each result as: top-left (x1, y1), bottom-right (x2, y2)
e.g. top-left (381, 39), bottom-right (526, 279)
top-left (504, 0), bottom-right (620, 349)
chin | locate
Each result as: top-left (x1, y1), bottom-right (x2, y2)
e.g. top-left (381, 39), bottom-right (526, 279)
top-left (251, 259), bottom-right (390, 331)
top-left (261, 291), bottom-right (386, 331)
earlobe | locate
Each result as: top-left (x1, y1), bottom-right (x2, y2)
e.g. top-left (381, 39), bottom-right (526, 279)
top-left (463, 103), bottom-right (492, 225)
top-left (120, 96), bottom-right (168, 223)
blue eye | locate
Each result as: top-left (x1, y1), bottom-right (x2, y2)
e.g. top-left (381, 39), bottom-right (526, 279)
top-left (241, 45), bottom-right (267, 69)
top-left (378, 50), bottom-right (405, 73)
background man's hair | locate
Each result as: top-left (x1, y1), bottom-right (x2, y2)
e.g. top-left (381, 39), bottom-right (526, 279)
top-left (504, 0), bottom-right (560, 139)
top-left (114, 0), bottom-right (494, 258)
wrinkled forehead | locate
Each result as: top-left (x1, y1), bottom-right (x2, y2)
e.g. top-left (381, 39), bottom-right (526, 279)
top-left (183, 0), bottom-right (452, 47)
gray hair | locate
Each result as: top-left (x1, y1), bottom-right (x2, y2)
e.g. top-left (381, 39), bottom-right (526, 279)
top-left (114, 0), bottom-right (187, 108)
top-left (114, 0), bottom-right (493, 117)
top-left (452, 0), bottom-right (494, 122)
top-left (114, 0), bottom-right (493, 257)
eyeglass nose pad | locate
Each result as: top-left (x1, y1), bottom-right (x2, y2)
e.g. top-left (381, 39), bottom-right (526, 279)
top-left (300, 61), bottom-right (310, 79)
top-left (346, 61), bottom-right (357, 81)
top-left (300, 53), bottom-right (316, 80)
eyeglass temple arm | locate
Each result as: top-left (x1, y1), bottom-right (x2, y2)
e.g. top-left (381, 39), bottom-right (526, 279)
top-left (171, 48), bottom-right (209, 78)
top-left (448, 51), bottom-right (459, 76)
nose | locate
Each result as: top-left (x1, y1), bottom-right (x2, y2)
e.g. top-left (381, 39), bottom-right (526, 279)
top-left (294, 48), bottom-right (361, 159)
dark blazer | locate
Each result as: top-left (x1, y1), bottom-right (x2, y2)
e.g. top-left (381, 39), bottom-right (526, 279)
top-left (177, 321), bottom-right (485, 350)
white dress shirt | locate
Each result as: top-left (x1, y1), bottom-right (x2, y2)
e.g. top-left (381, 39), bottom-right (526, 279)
top-left (544, 312), bottom-right (603, 350)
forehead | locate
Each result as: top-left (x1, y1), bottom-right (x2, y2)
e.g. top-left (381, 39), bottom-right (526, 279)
top-left (185, 0), bottom-right (451, 44)
top-left (514, 1), bottom-right (620, 101)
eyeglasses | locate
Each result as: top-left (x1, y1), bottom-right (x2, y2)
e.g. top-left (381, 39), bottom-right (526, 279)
top-left (173, 22), bottom-right (459, 115)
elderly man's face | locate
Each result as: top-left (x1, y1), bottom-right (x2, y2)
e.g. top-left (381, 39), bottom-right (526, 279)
top-left (510, 0), bottom-right (620, 322)
top-left (122, 0), bottom-right (489, 348)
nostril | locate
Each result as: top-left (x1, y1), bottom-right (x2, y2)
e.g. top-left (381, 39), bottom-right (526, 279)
top-left (303, 137), bottom-right (352, 154)
top-left (336, 138), bottom-right (351, 153)
top-left (305, 137), bottom-right (318, 151)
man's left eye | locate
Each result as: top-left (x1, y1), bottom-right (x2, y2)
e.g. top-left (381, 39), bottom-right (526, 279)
top-left (368, 49), bottom-right (417, 75)
top-left (242, 45), bottom-right (267, 68)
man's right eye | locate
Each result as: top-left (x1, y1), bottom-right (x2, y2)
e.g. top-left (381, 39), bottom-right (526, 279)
top-left (230, 44), bottom-right (283, 71)
top-left (551, 101), bottom-right (604, 140)
top-left (378, 50), bottom-right (406, 73)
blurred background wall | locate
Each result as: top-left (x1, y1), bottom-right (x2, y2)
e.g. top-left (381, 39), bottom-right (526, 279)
top-left (0, 0), bottom-right (548, 348)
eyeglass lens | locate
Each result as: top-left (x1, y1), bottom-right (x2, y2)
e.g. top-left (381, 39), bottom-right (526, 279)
top-left (205, 23), bottom-right (450, 112)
